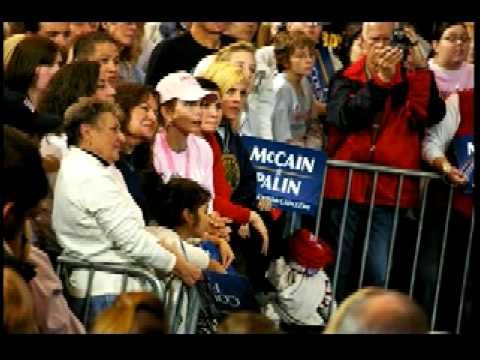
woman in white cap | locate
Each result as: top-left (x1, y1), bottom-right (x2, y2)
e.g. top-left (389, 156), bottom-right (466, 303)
top-left (153, 71), bottom-right (235, 269)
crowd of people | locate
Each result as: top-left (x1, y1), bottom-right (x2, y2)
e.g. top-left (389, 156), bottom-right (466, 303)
top-left (3, 21), bottom-right (474, 334)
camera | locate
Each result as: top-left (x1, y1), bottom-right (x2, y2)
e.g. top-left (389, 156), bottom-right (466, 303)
top-left (391, 25), bottom-right (413, 62)
top-left (390, 26), bottom-right (413, 51)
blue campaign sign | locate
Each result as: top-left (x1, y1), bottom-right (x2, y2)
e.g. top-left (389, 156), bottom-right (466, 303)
top-left (241, 136), bottom-right (327, 216)
top-left (453, 135), bottom-right (475, 195)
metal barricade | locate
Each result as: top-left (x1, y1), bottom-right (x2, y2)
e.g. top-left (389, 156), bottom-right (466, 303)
top-left (56, 256), bottom-right (202, 334)
top-left (303, 159), bottom-right (474, 334)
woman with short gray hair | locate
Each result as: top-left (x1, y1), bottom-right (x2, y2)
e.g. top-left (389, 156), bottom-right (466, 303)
top-left (52, 97), bottom-right (202, 328)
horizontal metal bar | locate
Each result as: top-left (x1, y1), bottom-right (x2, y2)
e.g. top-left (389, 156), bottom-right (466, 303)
top-left (56, 257), bottom-right (165, 298)
top-left (326, 159), bottom-right (442, 179)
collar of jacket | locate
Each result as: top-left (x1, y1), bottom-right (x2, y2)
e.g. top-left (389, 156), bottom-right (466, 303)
top-left (79, 148), bottom-right (110, 167)
top-left (342, 55), bottom-right (404, 87)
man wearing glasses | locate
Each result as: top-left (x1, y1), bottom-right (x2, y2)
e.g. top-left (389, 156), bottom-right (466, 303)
top-left (321, 22), bottom-right (445, 302)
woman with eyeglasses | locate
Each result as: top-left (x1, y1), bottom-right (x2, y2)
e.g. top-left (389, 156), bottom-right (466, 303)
top-left (428, 22), bottom-right (474, 99)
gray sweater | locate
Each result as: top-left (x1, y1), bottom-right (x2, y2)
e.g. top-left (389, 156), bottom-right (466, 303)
top-left (271, 73), bottom-right (313, 144)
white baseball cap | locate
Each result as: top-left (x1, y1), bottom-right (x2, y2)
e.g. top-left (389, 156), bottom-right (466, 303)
top-left (156, 71), bottom-right (209, 104)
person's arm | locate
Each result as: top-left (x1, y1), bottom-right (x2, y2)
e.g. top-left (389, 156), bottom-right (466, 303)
top-left (422, 94), bottom-right (467, 185)
top-left (271, 85), bottom-right (294, 142)
top-left (405, 68), bottom-right (446, 128)
top-left (81, 174), bottom-right (176, 272)
top-left (206, 134), bottom-right (251, 224)
top-left (326, 73), bottom-right (392, 133)
top-left (203, 139), bottom-right (215, 213)
top-left (146, 226), bottom-right (210, 270)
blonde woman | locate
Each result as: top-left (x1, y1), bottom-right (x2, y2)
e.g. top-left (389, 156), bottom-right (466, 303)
top-left (202, 61), bottom-right (275, 295)
top-left (195, 41), bottom-right (275, 140)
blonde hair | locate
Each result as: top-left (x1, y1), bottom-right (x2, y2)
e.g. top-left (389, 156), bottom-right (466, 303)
top-left (3, 267), bottom-right (39, 334)
top-left (3, 33), bottom-right (27, 71)
top-left (91, 292), bottom-right (167, 334)
top-left (216, 312), bottom-right (279, 334)
top-left (201, 61), bottom-right (248, 96)
top-left (216, 41), bottom-right (256, 62)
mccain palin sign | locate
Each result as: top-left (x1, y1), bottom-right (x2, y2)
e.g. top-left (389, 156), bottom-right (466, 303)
top-left (241, 136), bottom-right (327, 216)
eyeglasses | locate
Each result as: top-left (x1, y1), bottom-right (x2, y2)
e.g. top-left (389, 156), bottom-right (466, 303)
top-left (292, 51), bottom-right (315, 59)
top-left (305, 22), bottom-right (324, 27)
top-left (366, 36), bottom-right (392, 44)
top-left (441, 35), bottom-right (471, 44)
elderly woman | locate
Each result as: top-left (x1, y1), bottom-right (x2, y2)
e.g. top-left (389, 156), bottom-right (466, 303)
top-left (52, 97), bottom-right (202, 326)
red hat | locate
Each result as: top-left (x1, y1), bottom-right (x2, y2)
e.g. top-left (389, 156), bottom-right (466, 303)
top-left (288, 228), bottom-right (334, 269)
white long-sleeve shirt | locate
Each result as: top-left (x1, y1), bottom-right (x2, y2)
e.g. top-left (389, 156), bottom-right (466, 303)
top-left (422, 93), bottom-right (461, 162)
top-left (53, 147), bottom-right (177, 297)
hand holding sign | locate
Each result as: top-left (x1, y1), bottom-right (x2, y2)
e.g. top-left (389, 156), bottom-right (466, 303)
top-left (257, 197), bottom-right (272, 212)
top-left (249, 211), bottom-right (269, 256)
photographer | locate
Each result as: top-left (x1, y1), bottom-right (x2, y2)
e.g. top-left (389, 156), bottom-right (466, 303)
top-left (321, 22), bottom-right (445, 302)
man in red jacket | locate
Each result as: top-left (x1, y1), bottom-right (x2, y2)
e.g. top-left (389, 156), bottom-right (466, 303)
top-left (323, 22), bottom-right (445, 301)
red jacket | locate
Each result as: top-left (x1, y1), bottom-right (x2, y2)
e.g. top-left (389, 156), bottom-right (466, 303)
top-left (203, 132), bottom-right (251, 224)
top-left (324, 56), bottom-right (445, 208)
top-left (452, 89), bottom-right (474, 217)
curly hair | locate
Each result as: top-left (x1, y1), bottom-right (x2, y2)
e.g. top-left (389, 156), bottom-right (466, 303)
top-left (274, 31), bottom-right (315, 72)
top-left (37, 61), bottom-right (100, 125)
top-left (63, 97), bottom-right (124, 146)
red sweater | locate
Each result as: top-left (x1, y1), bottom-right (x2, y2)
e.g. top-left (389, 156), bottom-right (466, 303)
top-left (203, 132), bottom-right (251, 224)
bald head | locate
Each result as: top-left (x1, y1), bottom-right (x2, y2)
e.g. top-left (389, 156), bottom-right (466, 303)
top-left (325, 288), bottom-right (429, 334)
top-left (361, 22), bottom-right (395, 53)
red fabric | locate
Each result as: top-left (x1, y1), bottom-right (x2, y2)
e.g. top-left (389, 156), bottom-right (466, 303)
top-left (270, 208), bottom-right (283, 221)
top-left (452, 89), bottom-right (474, 217)
top-left (204, 132), bottom-right (251, 224)
top-left (288, 229), bottom-right (334, 269)
top-left (325, 56), bottom-right (434, 208)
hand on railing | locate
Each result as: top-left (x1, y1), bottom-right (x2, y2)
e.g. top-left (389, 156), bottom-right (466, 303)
top-left (445, 167), bottom-right (469, 187)
top-left (172, 255), bottom-right (203, 287)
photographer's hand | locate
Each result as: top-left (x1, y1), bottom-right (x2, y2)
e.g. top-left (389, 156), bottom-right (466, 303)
top-left (403, 26), bottom-right (428, 69)
top-left (375, 46), bottom-right (403, 82)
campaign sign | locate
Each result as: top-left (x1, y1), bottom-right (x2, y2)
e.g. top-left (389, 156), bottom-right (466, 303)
top-left (241, 136), bottom-right (327, 216)
top-left (453, 135), bottom-right (474, 195)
